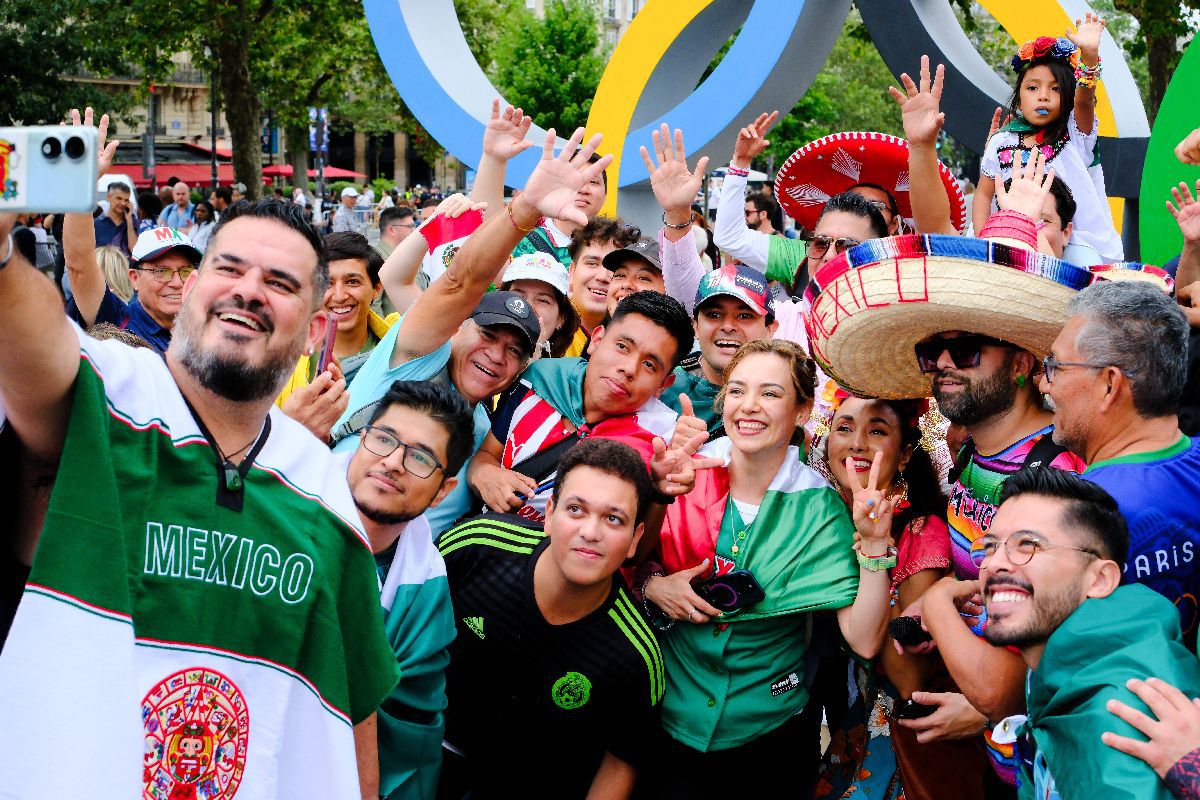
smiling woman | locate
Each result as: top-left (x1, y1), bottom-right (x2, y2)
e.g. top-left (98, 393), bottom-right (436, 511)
top-left (638, 339), bottom-right (893, 795)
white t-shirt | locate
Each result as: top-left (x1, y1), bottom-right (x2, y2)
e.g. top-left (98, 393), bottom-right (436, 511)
top-left (980, 110), bottom-right (1123, 262)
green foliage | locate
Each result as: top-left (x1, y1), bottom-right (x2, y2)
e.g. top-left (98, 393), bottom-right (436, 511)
top-left (455, 0), bottom-right (521, 73)
top-left (490, 0), bottom-right (606, 133)
top-left (0, 0), bottom-right (138, 125)
top-left (370, 177), bottom-right (396, 197)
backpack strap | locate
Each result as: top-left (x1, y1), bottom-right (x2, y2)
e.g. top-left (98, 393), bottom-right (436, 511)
top-left (948, 439), bottom-right (978, 485)
top-left (1020, 434), bottom-right (1068, 472)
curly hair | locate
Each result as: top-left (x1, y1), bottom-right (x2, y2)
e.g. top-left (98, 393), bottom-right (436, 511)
top-left (567, 217), bottom-right (641, 263)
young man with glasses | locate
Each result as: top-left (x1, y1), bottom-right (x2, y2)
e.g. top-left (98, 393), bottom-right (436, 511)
top-left (1040, 280), bottom-right (1200, 648)
top-left (342, 380), bottom-right (476, 800)
top-left (375, 206), bottom-right (419, 261)
top-left (972, 467), bottom-right (1200, 799)
top-left (66, 226), bottom-right (202, 352)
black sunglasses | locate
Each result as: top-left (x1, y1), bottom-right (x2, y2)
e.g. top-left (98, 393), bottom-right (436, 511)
top-left (915, 335), bottom-right (1012, 373)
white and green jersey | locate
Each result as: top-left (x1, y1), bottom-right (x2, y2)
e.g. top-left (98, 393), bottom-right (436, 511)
top-left (0, 325), bottom-right (399, 799)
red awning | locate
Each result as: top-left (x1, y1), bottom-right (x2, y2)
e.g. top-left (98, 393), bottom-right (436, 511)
top-left (109, 163), bottom-right (237, 189)
top-left (261, 164), bottom-right (368, 179)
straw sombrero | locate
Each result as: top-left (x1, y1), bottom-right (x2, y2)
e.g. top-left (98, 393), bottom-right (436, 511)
top-left (804, 235), bottom-right (1094, 400)
top-left (1090, 262), bottom-right (1175, 294)
top-left (774, 132), bottom-right (967, 234)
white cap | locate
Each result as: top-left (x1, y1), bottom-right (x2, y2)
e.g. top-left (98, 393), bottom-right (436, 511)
top-left (502, 253), bottom-right (569, 297)
top-left (341, 186), bottom-right (360, 198)
top-left (131, 227), bottom-right (203, 265)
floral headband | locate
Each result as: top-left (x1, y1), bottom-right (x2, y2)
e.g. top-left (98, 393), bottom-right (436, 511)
top-left (1011, 36), bottom-right (1081, 74)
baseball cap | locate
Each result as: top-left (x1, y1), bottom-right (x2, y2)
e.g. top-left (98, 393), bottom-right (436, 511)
top-left (694, 263), bottom-right (774, 323)
top-left (502, 253), bottom-right (569, 297)
top-left (341, 186), bottom-right (360, 198)
top-left (470, 291), bottom-right (541, 356)
top-left (602, 238), bottom-right (662, 273)
top-left (131, 227), bottom-right (203, 266)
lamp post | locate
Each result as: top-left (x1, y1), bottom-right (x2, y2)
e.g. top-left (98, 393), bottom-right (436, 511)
top-left (205, 45), bottom-right (218, 192)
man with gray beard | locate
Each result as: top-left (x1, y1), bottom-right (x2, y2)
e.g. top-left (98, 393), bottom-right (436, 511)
top-left (0, 190), bottom-right (398, 798)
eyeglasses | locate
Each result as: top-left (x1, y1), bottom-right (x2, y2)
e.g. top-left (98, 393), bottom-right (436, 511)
top-left (1041, 354), bottom-right (1113, 384)
top-left (915, 335), bottom-right (1011, 373)
top-left (864, 200), bottom-right (894, 218)
top-left (971, 532), bottom-right (1100, 567)
top-left (806, 235), bottom-right (861, 258)
top-left (134, 265), bottom-right (196, 283)
top-left (361, 427), bottom-right (444, 478)
top-left (387, 221), bottom-right (419, 230)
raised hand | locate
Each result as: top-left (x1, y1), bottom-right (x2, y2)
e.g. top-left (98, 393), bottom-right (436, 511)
top-left (987, 107), bottom-right (1014, 144)
top-left (644, 559), bottom-right (722, 623)
top-left (1176, 128), bottom-right (1200, 166)
top-left (481, 98), bottom-right (534, 162)
top-left (640, 124), bottom-right (710, 215)
top-left (1168, 180), bottom-right (1200, 245)
top-left (994, 147), bottom-right (1054, 220)
top-left (519, 127), bottom-right (613, 226)
top-left (888, 55), bottom-right (945, 148)
top-left (844, 449), bottom-right (894, 553)
top-left (731, 111), bottom-right (778, 169)
top-left (1067, 12), bottom-right (1106, 63)
top-left (650, 431), bottom-right (722, 499)
top-left (70, 107), bottom-right (118, 177)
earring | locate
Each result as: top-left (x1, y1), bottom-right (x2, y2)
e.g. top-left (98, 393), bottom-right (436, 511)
top-left (890, 471), bottom-right (910, 508)
top-left (1016, 374), bottom-right (1026, 388)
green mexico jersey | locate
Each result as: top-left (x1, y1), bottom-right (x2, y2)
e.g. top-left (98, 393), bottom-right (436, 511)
top-left (0, 327), bottom-right (399, 799)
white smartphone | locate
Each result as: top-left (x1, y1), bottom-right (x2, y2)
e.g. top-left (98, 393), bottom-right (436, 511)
top-left (0, 126), bottom-right (99, 214)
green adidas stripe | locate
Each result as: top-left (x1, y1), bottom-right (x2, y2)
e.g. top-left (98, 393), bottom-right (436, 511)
top-left (438, 521), bottom-right (543, 555)
top-left (439, 536), bottom-right (538, 559)
top-left (608, 593), bottom-right (664, 704)
top-left (613, 592), bottom-right (665, 701)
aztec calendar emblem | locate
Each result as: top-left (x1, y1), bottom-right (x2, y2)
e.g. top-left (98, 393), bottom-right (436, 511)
top-left (142, 667), bottom-right (250, 800)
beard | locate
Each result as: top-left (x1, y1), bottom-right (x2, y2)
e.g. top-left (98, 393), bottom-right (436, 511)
top-left (983, 576), bottom-right (1082, 649)
top-left (933, 354), bottom-right (1018, 426)
top-left (352, 496), bottom-right (422, 526)
top-left (172, 294), bottom-right (301, 403)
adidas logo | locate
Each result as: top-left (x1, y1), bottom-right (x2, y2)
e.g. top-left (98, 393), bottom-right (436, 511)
top-left (464, 616), bottom-right (485, 640)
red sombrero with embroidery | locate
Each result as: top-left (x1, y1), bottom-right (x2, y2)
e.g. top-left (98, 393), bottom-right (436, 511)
top-left (1089, 262), bottom-right (1175, 295)
top-left (774, 132), bottom-right (967, 233)
top-left (804, 234), bottom-right (1094, 399)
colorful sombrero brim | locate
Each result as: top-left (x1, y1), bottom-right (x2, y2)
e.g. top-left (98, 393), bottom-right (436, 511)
top-left (774, 132), bottom-right (967, 234)
top-left (804, 235), bottom-right (1094, 400)
top-left (1090, 262), bottom-right (1175, 295)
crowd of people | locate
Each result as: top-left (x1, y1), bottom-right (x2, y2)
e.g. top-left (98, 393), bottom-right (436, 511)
top-left (1, 20), bottom-right (1200, 800)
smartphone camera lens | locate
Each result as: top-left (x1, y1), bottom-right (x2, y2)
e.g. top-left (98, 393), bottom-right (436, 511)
top-left (65, 136), bottom-right (86, 160)
top-left (41, 137), bottom-right (62, 160)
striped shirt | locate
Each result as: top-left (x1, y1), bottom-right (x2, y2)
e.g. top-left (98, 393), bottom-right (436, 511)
top-left (438, 515), bottom-right (663, 797)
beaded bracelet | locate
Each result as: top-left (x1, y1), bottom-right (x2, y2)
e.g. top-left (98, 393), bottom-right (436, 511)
top-left (1075, 57), bottom-right (1102, 88)
top-left (857, 547), bottom-right (898, 572)
top-left (979, 209), bottom-right (1038, 250)
top-left (725, 163), bottom-right (750, 177)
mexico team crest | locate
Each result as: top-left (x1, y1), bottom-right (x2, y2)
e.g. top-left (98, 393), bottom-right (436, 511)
top-left (142, 667), bottom-right (250, 800)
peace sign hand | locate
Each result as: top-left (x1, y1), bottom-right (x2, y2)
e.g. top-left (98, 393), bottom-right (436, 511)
top-left (844, 450), bottom-right (894, 552)
top-left (69, 107), bottom-right (118, 177)
top-left (650, 431), bottom-right (723, 498)
top-left (731, 111), bottom-right (778, 169)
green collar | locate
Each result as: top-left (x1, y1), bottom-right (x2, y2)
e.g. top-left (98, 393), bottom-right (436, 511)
top-left (1084, 434), bottom-right (1190, 472)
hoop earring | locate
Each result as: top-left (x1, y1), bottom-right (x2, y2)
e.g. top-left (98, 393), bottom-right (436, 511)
top-left (891, 471), bottom-right (910, 507)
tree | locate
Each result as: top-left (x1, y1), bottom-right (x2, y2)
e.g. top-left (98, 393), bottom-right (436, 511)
top-left (1111, 0), bottom-right (1198, 122)
top-left (491, 0), bottom-right (606, 134)
top-left (455, 0), bottom-right (521, 73)
top-left (0, 0), bottom-right (136, 125)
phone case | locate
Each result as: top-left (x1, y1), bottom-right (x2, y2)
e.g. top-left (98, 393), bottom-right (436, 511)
top-left (0, 126), bottom-right (99, 213)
